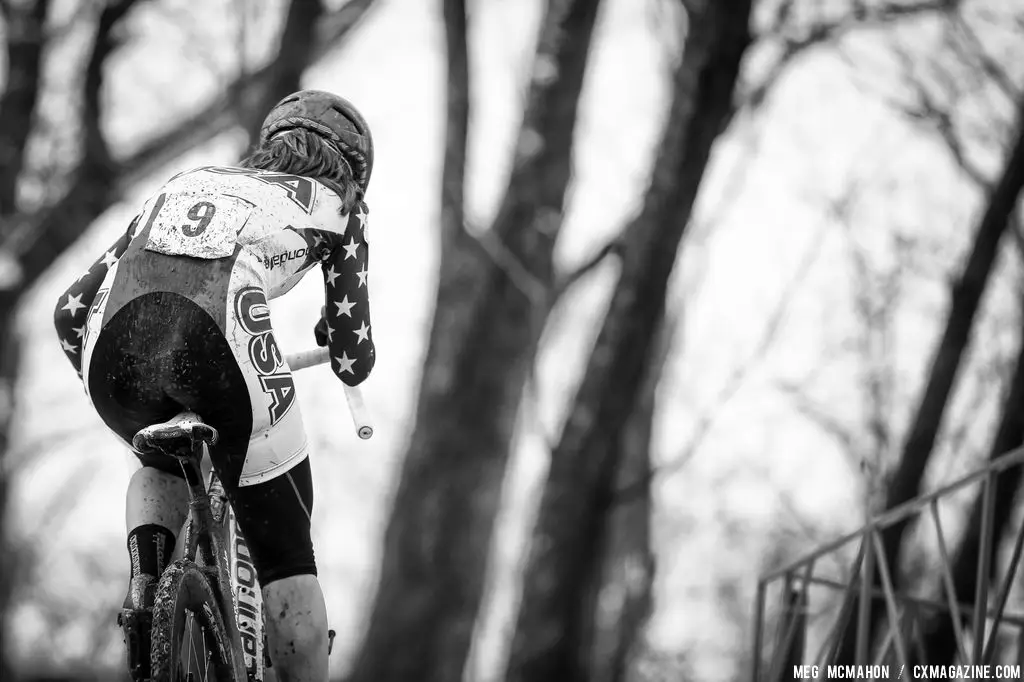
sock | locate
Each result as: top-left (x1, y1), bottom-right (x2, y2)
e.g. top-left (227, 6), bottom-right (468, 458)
top-left (127, 524), bottom-right (176, 580)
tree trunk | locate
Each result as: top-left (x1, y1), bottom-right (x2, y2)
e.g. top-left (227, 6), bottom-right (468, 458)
top-left (0, 293), bottom-right (22, 682)
top-left (346, 2), bottom-right (603, 681)
top-left (912, 275), bottom-right (1024, 664)
top-left (504, 2), bottom-right (754, 680)
top-left (0, 3), bottom-right (136, 677)
top-left (578, 315), bottom-right (681, 682)
top-left (833, 96), bottom-right (1024, 663)
top-left (0, 0), bottom-right (50, 217)
top-left (117, 0), bottom-right (378, 181)
top-left (0, 2), bottom-right (51, 675)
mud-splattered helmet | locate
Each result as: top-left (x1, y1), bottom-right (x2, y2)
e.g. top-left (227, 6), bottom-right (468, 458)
top-left (260, 89), bottom-right (374, 192)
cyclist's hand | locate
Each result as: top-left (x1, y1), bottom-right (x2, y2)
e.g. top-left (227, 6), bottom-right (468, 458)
top-left (313, 305), bottom-right (330, 347)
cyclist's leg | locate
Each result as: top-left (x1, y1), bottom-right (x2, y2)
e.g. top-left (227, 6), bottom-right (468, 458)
top-left (122, 467), bottom-right (188, 605)
top-left (85, 294), bottom-right (196, 609)
top-left (225, 458), bottom-right (328, 682)
top-left (197, 283), bottom-right (328, 681)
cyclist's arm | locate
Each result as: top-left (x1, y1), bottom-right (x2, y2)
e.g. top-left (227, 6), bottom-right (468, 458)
top-left (319, 201), bottom-right (375, 386)
top-left (53, 215), bottom-right (139, 377)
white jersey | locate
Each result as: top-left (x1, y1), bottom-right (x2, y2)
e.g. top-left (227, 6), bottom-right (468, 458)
top-left (56, 164), bottom-right (375, 388)
top-left (143, 165), bottom-right (366, 300)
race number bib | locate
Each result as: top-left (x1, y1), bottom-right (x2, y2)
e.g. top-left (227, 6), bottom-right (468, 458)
top-left (145, 193), bottom-right (252, 259)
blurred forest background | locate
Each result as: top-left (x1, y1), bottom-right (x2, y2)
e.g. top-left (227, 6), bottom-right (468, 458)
top-left (2, 0), bottom-right (1024, 680)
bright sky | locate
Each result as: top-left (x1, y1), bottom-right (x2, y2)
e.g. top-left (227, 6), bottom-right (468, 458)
top-left (7, 0), bottom-right (1017, 679)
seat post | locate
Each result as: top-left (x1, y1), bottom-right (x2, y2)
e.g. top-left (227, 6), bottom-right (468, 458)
top-left (177, 439), bottom-right (223, 570)
top-left (176, 437), bottom-right (206, 490)
top-left (131, 413), bottom-right (220, 564)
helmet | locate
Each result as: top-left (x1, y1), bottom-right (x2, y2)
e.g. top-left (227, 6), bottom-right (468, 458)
top-left (259, 89), bottom-right (374, 192)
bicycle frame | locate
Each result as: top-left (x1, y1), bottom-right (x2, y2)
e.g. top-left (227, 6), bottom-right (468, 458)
top-left (147, 347), bottom-right (362, 679)
top-left (176, 438), bottom-right (267, 681)
top-left (225, 494), bottom-right (267, 679)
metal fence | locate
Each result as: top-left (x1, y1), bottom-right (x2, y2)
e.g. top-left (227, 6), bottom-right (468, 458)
top-left (751, 447), bottom-right (1024, 680)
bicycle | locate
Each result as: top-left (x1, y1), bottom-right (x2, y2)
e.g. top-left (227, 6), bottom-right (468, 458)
top-left (116, 346), bottom-right (372, 681)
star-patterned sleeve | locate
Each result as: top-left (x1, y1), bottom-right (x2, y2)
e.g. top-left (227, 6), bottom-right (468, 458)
top-left (320, 201), bottom-right (375, 386)
top-left (53, 216), bottom-right (138, 378)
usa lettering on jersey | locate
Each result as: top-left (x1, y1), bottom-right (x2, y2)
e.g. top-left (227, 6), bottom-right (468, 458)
top-left (234, 286), bottom-right (296, 424)
top-left (199, 166), bottom-right (317, 214)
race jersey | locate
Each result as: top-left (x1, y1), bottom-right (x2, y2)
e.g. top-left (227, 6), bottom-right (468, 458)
top-left (53, 165), bottom-right (375, 387)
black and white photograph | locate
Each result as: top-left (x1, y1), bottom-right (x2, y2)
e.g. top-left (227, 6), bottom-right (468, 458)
top-left (2, 0), bottom-right (1024, 680)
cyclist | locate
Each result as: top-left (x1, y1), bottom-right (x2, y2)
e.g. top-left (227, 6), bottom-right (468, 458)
top-left (53, 89), bottom-right (375, 682)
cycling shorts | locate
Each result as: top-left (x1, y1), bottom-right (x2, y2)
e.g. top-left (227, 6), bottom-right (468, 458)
top-left (81, 243), bottom-right (316, 584)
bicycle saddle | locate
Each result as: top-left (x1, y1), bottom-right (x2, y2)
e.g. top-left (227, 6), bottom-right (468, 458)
top-left (132, 411), bottom-right (219, 455)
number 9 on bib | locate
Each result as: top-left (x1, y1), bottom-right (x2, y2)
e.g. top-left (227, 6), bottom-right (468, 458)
top-left (145, 193), bottom-right (252, 260)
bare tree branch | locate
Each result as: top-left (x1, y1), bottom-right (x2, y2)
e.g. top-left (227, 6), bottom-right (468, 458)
top-left (743, 0), bottom-right (962, 112)
top-left (780, 381), bottom-right (861, 455)
top-left (101, 0), bottom-right (376, 196)
top-left (462, 219), bottom-right (548, 307)
top-left (829, 181), bottom-right (905, 481)
top-left (4, 0), bottom-right (356, 289)
top-left (5, 0), bottom-right (146, 291)
top-left (949, 13), bottom-right (1020, 102)
top-left (520, 230), bottom-right (632, 452)
top-left (551, 233), bottom-right (626, 301)
top-left (148, 1), bottom-right (228, 84)
top-left (887, 36), bottom-right (990, 186)
top-left (841, 6), bottom-right (1021, 195)
top-left (441, 0), bottom-right (469, 246)
top-left (86, 0), bottom-right (145, 166)
top-left (615, 226), bottom-right (827, 504)
top-left (833, 93), bottom-right (1024, 665)
top-left (416, 0), bottom-right (475, 399)
top-left (237, 0), bottom-right (326, 146)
